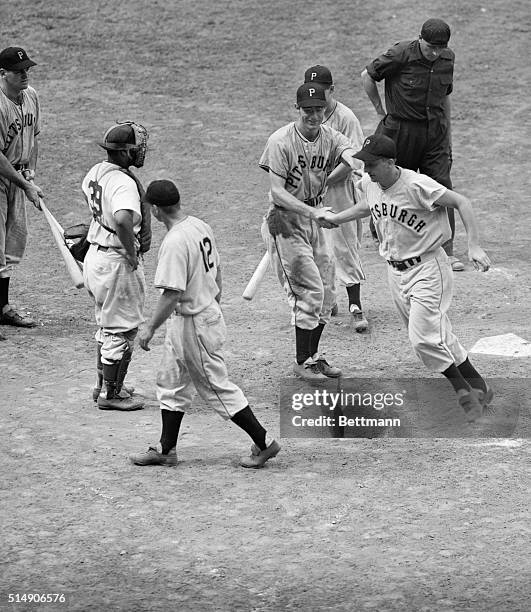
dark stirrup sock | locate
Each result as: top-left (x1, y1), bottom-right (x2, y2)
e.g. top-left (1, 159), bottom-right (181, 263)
top-left (295, 326), bottom-right (313, 364)
top-left (0, 277), bottom-right (9, 310)
top-left (346, 283), bottom-right (361, 309)
top-left (442, 363), bottom-right (470, 393)
top-left (309, 323), bottom-right (325, 357)
top-left (160, 410), bottom-right (184, 454)
top-left (231, 406), bottom-right (267, 451)
top-left (457, 358), bottom-right (488, 393)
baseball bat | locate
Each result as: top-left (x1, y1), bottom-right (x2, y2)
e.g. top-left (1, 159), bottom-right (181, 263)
top-left (39, 198), bottom-right (85, 289)
top-left (242, 252), bottom-right (270, 301)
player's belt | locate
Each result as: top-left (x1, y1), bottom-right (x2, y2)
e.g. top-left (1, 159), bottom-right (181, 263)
top-left (387, 256), bottom-right (422, 271)
top-left (304, 195), bottom-right (323, 208)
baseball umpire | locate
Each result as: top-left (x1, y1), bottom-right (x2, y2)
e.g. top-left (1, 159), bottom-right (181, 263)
top-left (0, 46), bottom-right (44, 338)
top-left (304, 65), bottom-right (368, 331)
top-left (82, 121), bottom-right (151, 411)
top-left (361, 18), bottom-right (464, 271)
top-left (130, 180), bottom-right (280, 469)
top-left (315, 135), bottom-right (493, 421)
top-left (260, 82), bottom-right (357, 382)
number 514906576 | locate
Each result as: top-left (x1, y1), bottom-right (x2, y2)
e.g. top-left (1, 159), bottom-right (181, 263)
top-left (8, 593), bottom-right (66, 603)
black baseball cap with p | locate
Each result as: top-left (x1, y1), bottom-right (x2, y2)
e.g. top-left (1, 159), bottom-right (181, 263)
top-left (304, 65), bottom-right (333, 85)
top-left (143, 179), bottom-right (181, 208)
top-left (0, 47), bottom-right (37, 70)
top-left (353, 134), bottom-right (397, 163)
top-left (296, 82), bottom-right (327, 108)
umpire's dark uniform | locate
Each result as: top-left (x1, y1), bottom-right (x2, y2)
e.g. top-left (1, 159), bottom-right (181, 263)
top-left (366, 36), bottom-right (456, 253)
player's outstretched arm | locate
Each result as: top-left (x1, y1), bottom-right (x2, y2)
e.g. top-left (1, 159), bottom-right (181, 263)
top-left (138, 288), bottom-right (183, 351)
top-left (435, 191), bottom-right (491, 271)
top-left (315, 199), bottom-right (371, 227)
top-left (326, 148), bottom-right (359, 188)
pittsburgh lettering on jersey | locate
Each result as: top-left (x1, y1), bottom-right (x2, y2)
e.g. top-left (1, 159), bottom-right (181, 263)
top-left (285, 153), bottom-right (334, 188)
top-left (4, 113), bottom-right (36, 148)
top-left (371, 202), bottom-right (427, 233)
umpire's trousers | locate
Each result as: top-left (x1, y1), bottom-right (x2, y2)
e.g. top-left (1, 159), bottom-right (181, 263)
top-left (376, 114), bottom-right (456, 255)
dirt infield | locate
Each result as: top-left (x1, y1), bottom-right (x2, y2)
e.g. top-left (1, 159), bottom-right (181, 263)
top-left (1, 0), bottom-right (530, 610)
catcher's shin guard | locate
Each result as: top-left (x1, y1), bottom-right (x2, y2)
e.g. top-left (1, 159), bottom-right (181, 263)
top-left (116, 348), bottom-right (133, 394)
top-left (92, 344), bottom-right (134, 402)
top-left (98, 360), bottom-right (143, 411)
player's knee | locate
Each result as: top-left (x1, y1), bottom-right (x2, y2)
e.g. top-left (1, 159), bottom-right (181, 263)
top-left (409, 333), bottom-right (427, 356)
top-left (100, 332), bottom-right (130, 363)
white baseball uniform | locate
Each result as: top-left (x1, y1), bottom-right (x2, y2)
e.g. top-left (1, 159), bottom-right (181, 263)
top-left (355, 168), bottom-right (467, 371)
top-left (260, 122), bottom-right (353, 329)
top-left (154, 215), bottom-right (247, 419)
top-left (81, 161), bottom-right (146, 363)
top-left (322, 100), bottom-right (366, 286)
top-left (0, 86), bottom-right (40, 277)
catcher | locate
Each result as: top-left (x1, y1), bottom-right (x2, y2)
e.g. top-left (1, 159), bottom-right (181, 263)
top-left (82, 121), bottom-right (151, 411)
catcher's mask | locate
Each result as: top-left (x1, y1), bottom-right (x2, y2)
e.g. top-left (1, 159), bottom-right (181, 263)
top-left (98, 121), bottom-right (148, 168)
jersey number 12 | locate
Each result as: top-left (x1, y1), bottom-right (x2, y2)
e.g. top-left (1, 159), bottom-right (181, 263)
top-left (199, 237), bottom-right (214, 272)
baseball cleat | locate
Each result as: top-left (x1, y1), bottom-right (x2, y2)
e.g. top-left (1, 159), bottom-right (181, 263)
top-left (97, 395), bottom-right (144, 411)
top-left (240, 440), bottom-right (281, 468)
top-left (293, 359), bottom-right (328, 381)
top-left (449, 256), bottom-right (465, 272)
top-left (130, 445), bottom-right (177, 466)
top-left (92, 384), bottom-right (135, 403)
top-left (0, 306), bottom-right (36, 328)
top-left (349, 305), bottom-right (368, 332)
top-left (472, 385), bottom-right (495, 417)
top-left (457, 388), bottom-right (483, 422)
top-left (331, 303), bottom-right (339, 317)
top-left (312, 354), bottom-right (342, 378)
top-left (474, 385), bottom-right (494, 408)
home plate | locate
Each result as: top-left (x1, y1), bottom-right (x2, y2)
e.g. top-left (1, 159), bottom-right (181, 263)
top-left (470, 333), bottom-right (531, 357)
top-left (469, 440), bottom-right (523, 448)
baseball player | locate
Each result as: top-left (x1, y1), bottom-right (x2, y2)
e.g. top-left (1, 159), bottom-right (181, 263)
top-left (82, 121), bottom-right (150, 411)
top-left (315, 134), bottom-right (493, 421)
top-left (304, 65), bottom-right (368, 331)
top-left (130, 180), bottom-right (280, 469)
top-left (260, 82), bottom-right (357, 382)
top-left (0, 46), bottom-right (44, 339)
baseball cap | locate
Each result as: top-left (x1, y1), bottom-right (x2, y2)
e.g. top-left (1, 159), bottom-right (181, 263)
top-left (99, 124), bottom-right (136, 151)
top-left (304, 65), bottom-right (333, 85)
top-left (353, 134), bottom-right (397, 162)
top-left (420, 18), bottom-right (451, 47)
top-left (0, 47), bottom-right (37, 70)
top-left (143, 180), bottom-right (181, 207)
top-left (296, 82), bottom-right (327, 107)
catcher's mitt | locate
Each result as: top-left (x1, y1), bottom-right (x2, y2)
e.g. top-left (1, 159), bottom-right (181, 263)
top-left (64, 223), bottom-right (90, 262)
